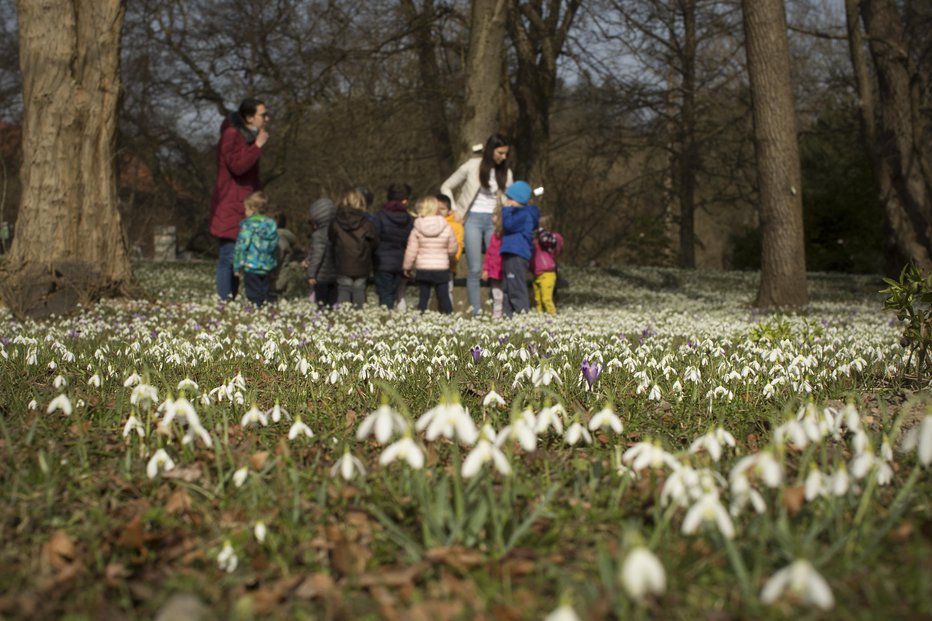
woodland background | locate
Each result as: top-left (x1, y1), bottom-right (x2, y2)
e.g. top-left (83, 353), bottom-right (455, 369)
top-left (0, 0), bottom-right (928, 274)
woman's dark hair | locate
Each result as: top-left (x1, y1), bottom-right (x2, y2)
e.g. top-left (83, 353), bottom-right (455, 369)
top-left (386, 182), bottom-right (412, 202)
top-left (479, 134), bottom-right (511, 191)
top-left (238, 98), bottom-right (265, 120)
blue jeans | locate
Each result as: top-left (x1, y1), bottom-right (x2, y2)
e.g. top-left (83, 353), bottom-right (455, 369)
top-left (464, 212), bottom-right (494, 315)
top-left (374, 270), bottom-right (402, 309)
top-left (216, 239), bottom-right (239, 300)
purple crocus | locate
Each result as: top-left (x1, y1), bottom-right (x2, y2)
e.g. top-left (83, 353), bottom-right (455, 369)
top-left (470, 345), bottom-right (484, 363)
top-left (581, 359), bottom-right (602, 390)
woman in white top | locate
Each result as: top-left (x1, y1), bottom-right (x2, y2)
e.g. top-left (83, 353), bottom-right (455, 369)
top-left (440, 134), bottom-right (514, 315)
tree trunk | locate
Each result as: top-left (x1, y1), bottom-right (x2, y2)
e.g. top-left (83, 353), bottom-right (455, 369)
top-left (855, 0), bottom-right (932, 271)
top-left (457, 0), bottom-right (508, 163)
top-left (400, 0), bottom-right (454, 176)
top-left (677, 0), bottom-right (697, 268)
top-left (507, 0), bottom-right (582, 185)
top-left (0, 0), bottom-right (131, 318)
top-left (742, 0), bottom-right (807, 307)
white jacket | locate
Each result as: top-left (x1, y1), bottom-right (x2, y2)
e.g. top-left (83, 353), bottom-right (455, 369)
top-left (440, 158), bottom-right (514, 220)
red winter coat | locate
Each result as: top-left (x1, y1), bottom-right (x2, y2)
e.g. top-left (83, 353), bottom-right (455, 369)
top-left (209, 115), bottom-right (263, 240)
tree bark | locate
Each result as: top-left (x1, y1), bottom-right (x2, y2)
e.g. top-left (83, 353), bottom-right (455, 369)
top-left (507, 0), bottom-right (583, 185)
top-left (742, 0), bottom-right (807, 307)
top-left (457, 0), bottom-right (508, 164)
top-left (0, 0), bottom-right (131, 318)
top-left (676, 0), bottom-right (697, 268)
top-left (855, 0), bottom-right (932, 271)
top-left (399, 0), bottom-right (454, 175)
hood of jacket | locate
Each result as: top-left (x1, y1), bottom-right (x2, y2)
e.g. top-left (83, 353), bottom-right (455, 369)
top-left (378, 208), bottom-right (412, 227)
top-left (221, 112), bottom-right (257, 144)
top-left (414, 215), bottom-right (449, 238)
top-left (335, 207), bottom-right (369, 230)
top-left (309, 198), bottom-right (336, 226)
top-left (381, 200), bottom-right (409, 214)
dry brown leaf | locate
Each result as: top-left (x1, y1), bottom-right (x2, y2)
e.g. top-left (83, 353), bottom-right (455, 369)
top-left (746, 433), bottom-right (760, 452)
top-left (295, 573), bottom-right (337, 599)
top-left (117, 514), bottom-right (145, 551)
top-left (105, 562), bottom-right (130, 586)
top-left (889, 520), bottom-right (914, 543)
top-left (166, 489), bottom-right (193, 515)
top-left (250, 451), bottom-right (271, 470)
top-left (369, 585), bottom-right (400, 621)
top-left (43, 530), bottom-right (77, 572)
top-left (162, 465), bottom-right (202, 483)
top-left (407, 600), bottom-right (465, 621)
top-left (357, 562), bottom-right (426, 588)
top-left (782, 486), bottom-right (806, 515)
top-left (426, 546), bottom-right (486, 572)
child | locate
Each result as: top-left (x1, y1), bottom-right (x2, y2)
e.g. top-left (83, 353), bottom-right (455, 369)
top-left (304, 197), bottom-right (338, 307)
top-left (403, 196), bottom-right (458, 314)
top-left (531, 214), bottom-right (564, 315)
top-left (233, 191), bottom-right (279, 307)
top-left (373, 182), bottom-right (414, 309)
top-left (329, 189), bottom-right (378, 308)
top-left (436, 193), bottom-right (464, 300)
top-left (499, 181), bottom-right (539, 316)
top-left (481, 203), bottom-right (504, 319)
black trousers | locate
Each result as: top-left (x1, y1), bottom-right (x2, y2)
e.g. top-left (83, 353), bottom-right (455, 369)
top-left (417, 269), bottom-right (452, 314)
top-left (244, 272), bottom-right (271, 307)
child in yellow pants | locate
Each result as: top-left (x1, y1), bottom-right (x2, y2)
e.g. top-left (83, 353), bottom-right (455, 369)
top-left (530, 215), bottom-right (564, 315)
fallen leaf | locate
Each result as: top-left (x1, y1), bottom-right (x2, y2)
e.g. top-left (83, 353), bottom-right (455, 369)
top-left (166, 489), bottom-right (193, 515)
top-left (344, 409), bottom-right (358, 431)
top-left (162, 465), bottom-right (202, 483)
top-left (426, 546), bottom-right (486, 572)
top-left (295, 573), bottom-right (337, 600)
top-left (369, 585), bottom-right (399, 621)
top-left (782, 486), bottom-right (805, 515)
top-left (407, 600), bottom-right (464, 621)
top-left (746, 433), bottom-right (760, 452)
top-left (250, 451), bottom-right (270, 470)
top-left (889, 520), bottom-right (913, 543)
top-left (357, 562), bottom-right (426, 588)
top-left (43, 530), bottom-right (77, 572)
top-left (105, 562), bottom-right (130, 586)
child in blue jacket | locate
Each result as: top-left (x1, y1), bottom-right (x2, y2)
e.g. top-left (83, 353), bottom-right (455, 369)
top-left (499, 181), bottom-right (539, 316)
top-left (234, 191), bottom-right (279, 307)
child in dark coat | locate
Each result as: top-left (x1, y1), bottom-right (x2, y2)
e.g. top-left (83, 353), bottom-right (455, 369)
top-left (373, 182), bottom-right (414, 309)
top-left (329, 189), bottom-right (378, 308)
top-left (303, 197), bottom-right (338, 307)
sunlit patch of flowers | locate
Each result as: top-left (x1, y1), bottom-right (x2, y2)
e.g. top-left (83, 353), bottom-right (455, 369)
top-left (1, 262), bottom-right (926, 616)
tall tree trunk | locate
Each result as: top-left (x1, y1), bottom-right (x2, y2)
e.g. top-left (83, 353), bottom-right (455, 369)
top-left (0, 0), bottom-right (131, 318)
top-left (677, 0), bottom-right (697, 268)
top-left (400, 0), bottom-right (454, 176)
top-left (458, 0), bottom-right (508, 164)
top-left (507, 0), bottom-right (582, 185)
top-left (742, 0), bottom-right (807, 307)
top-left (844, 0), bottom-right (931, 271)
top-left (856, 0), bottom-right (932, 271)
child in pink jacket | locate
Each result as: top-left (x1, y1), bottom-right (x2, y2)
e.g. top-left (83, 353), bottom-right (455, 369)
top-left (531, 214), bottom-right (564, 315)
top-left (403, 196), bottom-right (458, 313)
top-left (481, 204), bottom-right (505, 319)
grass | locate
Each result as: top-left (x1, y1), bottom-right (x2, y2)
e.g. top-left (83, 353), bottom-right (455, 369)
top-left (0, 261), bottom-right (929, 620)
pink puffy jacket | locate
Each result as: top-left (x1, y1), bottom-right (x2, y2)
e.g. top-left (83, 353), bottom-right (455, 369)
top-left (482, 233), bottom-right (503, 280)
top-left (403, 215), bottom-right (458, 272)
top-left (531, 231), bottom-right (564, 276)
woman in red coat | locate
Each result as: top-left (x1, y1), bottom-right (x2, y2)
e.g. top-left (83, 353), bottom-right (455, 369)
top-left (209, 98), bottom-right (269, 300)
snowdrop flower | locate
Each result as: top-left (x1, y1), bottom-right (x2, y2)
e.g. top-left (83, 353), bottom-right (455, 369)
top-left (146, 448), bottom-right (175, 479)
top-left (564, 422), bottom-right (592, 446)
top-left (254, 521), bottom-right (267, 544)
top-left (416, 399), bottom-right (478, 446)
top-left (177, 378), bottom-right (199, 393)
top-left (233, 466), bottom-right (249, 487)
top-left (123, 373), bottom-right (141, 387)
top-left (87, 373), bottom-right (101, 388)
top-left (620, 546), bottom-right (666, 601)
top-left (544, 603), bottom-right (581, 621)
top-left (28, 399), bottom-right (38, 411)
top-left (535, 404), bottom-right (565, 435)
top-left (482, 389), bottom-right (506, 408)
top-left (379, 435), bottom-right (425, 469)
top-left (682, 493), bottom-right (735, 539)
top-left (46, 394), bottom-right (73, 416)
top-left (288, 417), bottom-right (314, 440)
top-left (217, 540), bottom-right (238, 573)
top-left (805, 467), bottom-right (826, 501)
top-left (828, 464), bottom-right (849, 496)
top-left (130, 384), bottom-right (158, 408)
top-left (462, 425), bottom-right (511, 478)
top-left (241, 405), bottom-right (268, 428)
top-left (901, 414), bottom-right (932, 466)
top-left (689, 427), bottom-right (736, 462)
top-left (588, 406), bottom-right (623, 433)
top-left (357, 404), bottom-right (408, 444)
top-left (496, 410), bottom-right (537, 452)
top-left (773, 419), bottom-right (810, 450)
top-left (761, 559), bottom-right (834, 611)
top-left (850, 451), bottom-right (893, 485)
top-left (331, 448), bottom-right (366, 480)
top-left (648, 384), bottom-right (662, 401)
top-left (880, 435), bottom-right (893, 462)
top-left (730, 488), bottom-right (767, 517)
top-left (623, 440), bottom-right (679, 472)
top-left (730, 451), bottom-right (783, 494)
top-left (266, 402), bottom-right (291, 424)
top-left (661, 465), bottom-right (702, 508)
top-left (122, 415), bottom-right (145, 438)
